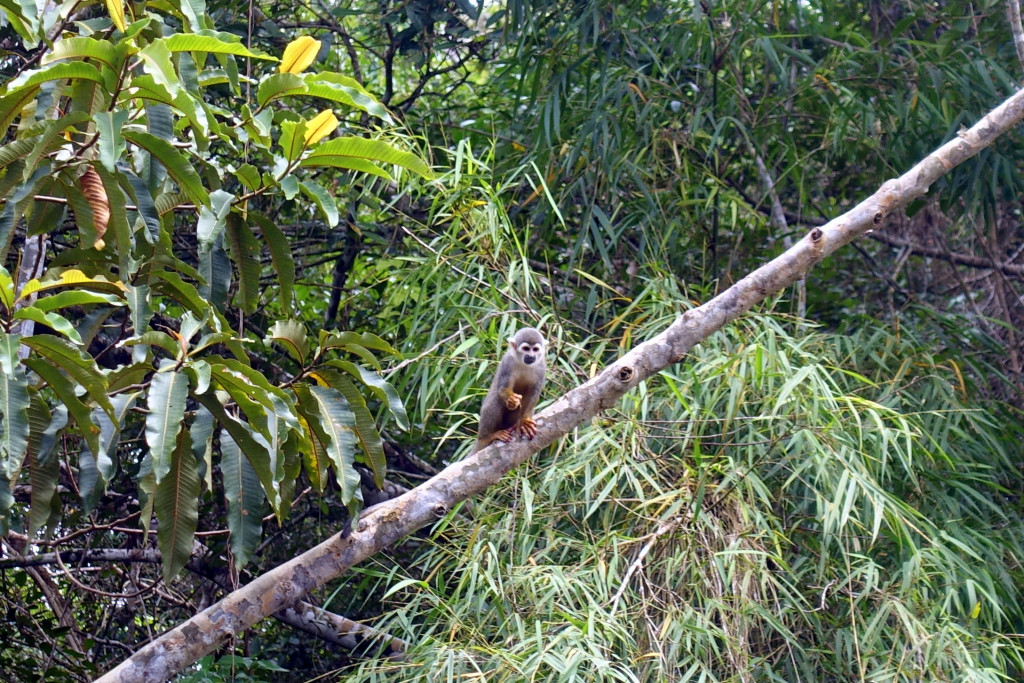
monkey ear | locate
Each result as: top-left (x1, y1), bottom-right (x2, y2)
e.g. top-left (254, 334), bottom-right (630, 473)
top-left (507, 337), bottom-right (517, 350)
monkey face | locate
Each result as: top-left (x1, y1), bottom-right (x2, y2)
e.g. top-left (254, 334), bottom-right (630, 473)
top-left (512, 329), bottom-right (545, 366)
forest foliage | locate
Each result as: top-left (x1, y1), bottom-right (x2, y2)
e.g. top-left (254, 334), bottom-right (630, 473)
top-left (0, 0), bottom-right (1023, 681)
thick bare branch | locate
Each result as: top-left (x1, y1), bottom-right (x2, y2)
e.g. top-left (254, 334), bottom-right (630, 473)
top-left (96, 84), bottom-right (1024, 683)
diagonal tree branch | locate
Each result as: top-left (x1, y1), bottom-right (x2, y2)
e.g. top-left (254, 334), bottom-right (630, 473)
top-left (96, 84), bottom-right (1024, 683)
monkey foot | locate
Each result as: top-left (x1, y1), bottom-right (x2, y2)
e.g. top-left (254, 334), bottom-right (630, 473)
top-left (494, 429), bottom-right (515, 443)
top-left (516, 418), bottom-right (538, 439)
top-left (504, 392), bottom-right (522, 410)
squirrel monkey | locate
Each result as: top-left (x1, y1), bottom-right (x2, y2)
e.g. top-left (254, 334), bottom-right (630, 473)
top-left (474, 327), bottom-right (547, 452)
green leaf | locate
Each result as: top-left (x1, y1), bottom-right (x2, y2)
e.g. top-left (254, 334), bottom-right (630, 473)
top-left (313, 369), bottom-right (387, 487)
top-left (162, 31), bottom-right (277, 60)
top-left (198, 233), bottom-right (229, 311)
top-left (23, 358), bottom-right (102, 462)
top-left (138, 39), bottom-right (181, 97)
top-left (256, 72), bottom-right (306, 108)
top-left (266, 320), bottom-right (310, 365)
top-left (302, 73), bottom-right (392, 122)
top-left (21, 335), bottom-right (113, 419)
top-left (120, 168), bottom-right (162, 243)
top-left (13, 307), bottom-right (83, 344)
top-left (278, 119), bottom-right (307, 162)
top-left (251, 212), bottom-right (295, 307)
top-left (196, 188), bottom-right (233, 250)
top-left (0, 333), bottom-right (30, 481)
top-left (301, 385), bottom-right (359, 503)
top-left (3, 62), bottom-right (106, 95)
top-left (0, 86), bottom-right (39, 139)
top-left (32, 289), bottom-right (122, 313)
top-left (94, 111), bottom-right (129, 173)
top-left (319, 330), bottom-right (400, 357)
top-left (220, 429), bottom-right (265, 569)
top-left (234, 164), bottom-right (261, 191)
top-left (146, 364), bottom-right (189, 483)
top-left (299, 180), bottom-right (339, 227)
top-left (175, 0), bottom-right (206, 31)
top-left (194, 391), bottom-right (280, 514)
top-left (225, 214), bottom-right (261, 315)
top-left (326, 359), bottom-right (410, 430)
top-left (27, 400), bottom-right (66, 539)
top-left (123, 130), bottom-right (209, 206)
top-left (301, 136), bottom-right (434, 179)
top-left (190, 405), bottom-right (214, 491)
top-left (155, 429), bottom-right (199, 582)
top-left (41, 36), bottom-right (125, 71)
top-left (0, 264), bottom-right (13, 310)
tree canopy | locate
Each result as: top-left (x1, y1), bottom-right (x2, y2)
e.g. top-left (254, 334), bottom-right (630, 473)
top-left (1, 0), bottom-right (1023, 681)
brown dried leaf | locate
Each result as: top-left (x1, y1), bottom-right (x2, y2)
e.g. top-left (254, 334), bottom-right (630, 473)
top-left (81, 165), bottom-right (109, 249)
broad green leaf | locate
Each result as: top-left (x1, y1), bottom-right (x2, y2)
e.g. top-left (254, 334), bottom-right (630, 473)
top-left (23, 112), bottom-right (91, 173)
top-left (266, 320), bottom-right (310, 365)
top-left (294, 409), bottom-right (327, 492)
top-left (18, 268), bottom-right (127, 300)
top-left (256, 73), bottom-right (305, 108)
top-left (312, 368), bottom-right (386, 487)
top-left (123, 130), bottom-right (209, 206)
top-left (198, 233), bottom-right (229, 310)
top-left (120, 168), bottom-right (161, 243)
top-left (138, 40), bottom-right (181, 97)
top-left (155, 430), bottom-right (199, 582)
top-left (0, 334), bottom-right (30, 481)
top-left (326, 359), bottom-right (410, 430)
top-left (302, 73), bottom-right (392, 122)
top-left (300, 136), bottom-right (434, 179)
top-left (27, 399), bottom-right (66, 539)
top-left (23, 359), bottom-right (101, 462)
top-left (175, 0), bottom-right (206, 30)
top-left (190, 405), bottom-right (214, 491)
top-left (32, 290), bottom-right (123, 312)
top-left (251, 212), bottom-right (294, 307)
top-left (303, 385), bottom-right (359, 503)
top-left (319, 330), bottom-right (400, 356)
top-left (3, 62), bottom-right (105, 95)
top-left (194, 391), bottom-right (280, 513)
top-left (234, 164), bottom-right (261, 191)
top-left (21, 334), bottom-right (113, 419)
top-left (94, 110), bottom-right (129, 173)
top-left (279, 36), bottom-right (320, 74)
top-left (0, 0), bottom-right (40, 43)
top-left (196, 188), bottom-right (233, 250)
top-left (278, 119), bottom-right (307, 162)
top-left (225, 214), bottom-right (261, 315)
top-left (13, 307), bottom-right (83, 344)
top-left (0, 86), bottom-right (39, 137)
top-left (41, 36), bottom-right (125, 70)
top-left (299, 180), bottom-right (339, 227)
top-left (162, 32), bottom-right (276, 60)
top-left (146, 364), bottom-right (189, 483)
top-left (80, 393), bottom-right (138, 510)
top-left (220, 430), bottom-right (265, 569)
top-left (0, 264), bottom-right (13, 310)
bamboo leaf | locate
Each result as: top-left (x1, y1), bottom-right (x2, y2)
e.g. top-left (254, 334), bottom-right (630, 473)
top-left (220, 429), bottom-right (265, 569)
top-left (155, 429), bottom-right (199, 582)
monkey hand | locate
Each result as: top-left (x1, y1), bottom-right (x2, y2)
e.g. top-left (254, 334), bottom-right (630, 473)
top-left (494, 429), bottom-right (515, 444)
top-left (504, 391), bottom-right (522, 411)
top-left (516, 417), bottom-right (538, 439)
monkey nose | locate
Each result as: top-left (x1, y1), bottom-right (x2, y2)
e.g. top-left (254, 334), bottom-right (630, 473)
top-left (524, 356), bottom-right (535, 364)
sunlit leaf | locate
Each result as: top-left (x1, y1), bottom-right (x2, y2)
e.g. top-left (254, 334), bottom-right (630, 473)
top-left (279, 36), bottom-right (321, 74)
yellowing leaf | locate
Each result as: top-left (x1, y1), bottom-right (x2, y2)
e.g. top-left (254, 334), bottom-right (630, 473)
top-left (104, 0), bottom-right (127, 32)
top-left (279, 36), bottom-right (321, 74)
top-left (18, 269), bottom-right (128, 301)
top-left (304, 110), bottom-right (338, 145)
